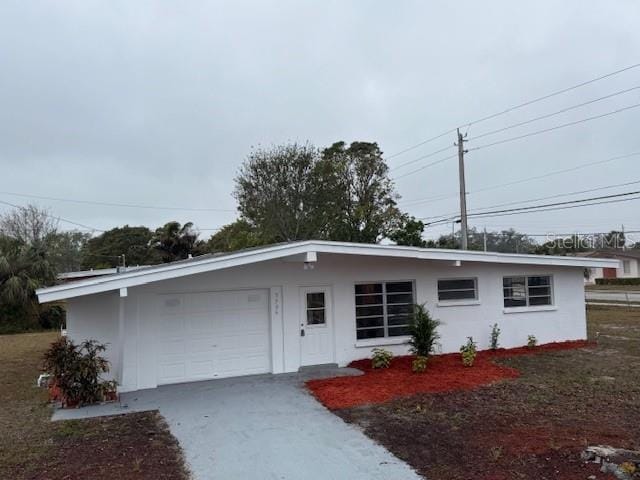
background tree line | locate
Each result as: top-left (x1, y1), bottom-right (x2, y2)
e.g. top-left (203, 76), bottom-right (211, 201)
top-left (1, 140), bottom-right (636, 333)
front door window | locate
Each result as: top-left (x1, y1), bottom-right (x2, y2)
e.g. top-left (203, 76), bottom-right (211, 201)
top-left (306, 292), bottom-right (326, 325)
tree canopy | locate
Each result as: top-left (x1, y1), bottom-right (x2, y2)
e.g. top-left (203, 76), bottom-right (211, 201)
top-left (234, 141), bottom-right (402, 245)
top-left (81, 225), bottom-right (158, 269)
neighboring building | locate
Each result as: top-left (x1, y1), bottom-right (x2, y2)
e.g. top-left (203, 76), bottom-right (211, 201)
top-left (36, 241), bottom-right (616, 393)
top-left (578, 250), bottom-right (640, 284)
top-left (57, 266), bottom-right (149, 283)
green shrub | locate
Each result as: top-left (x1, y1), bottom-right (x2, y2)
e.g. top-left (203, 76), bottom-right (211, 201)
top-left (595, 277), bottom-right (640, 286)
top-left (412, 355), bottom-right (429, 373)
top-left (489, 323), bottom-right (500, 350)
top-left (42, 337), bottom-right (112, 406)
top-left (408, 304), bottom-right (441, 357)
top-left (460, 337), bottom-right (477, 367)
top-left (38, 305), bottom-right (66, 330)
top-left (371, 348), bottom-right (393, 369)
top-left (527, 334), bottom-right (538, 348)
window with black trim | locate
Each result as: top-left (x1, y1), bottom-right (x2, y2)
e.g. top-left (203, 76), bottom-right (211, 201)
top-left (437, 278), bottom-right (478, 302)
top-left (355, 281), bottom-right (414, 340)
top-left (503, 275), bottom-right (552, 308)
top-left (306, 292), bottom-right (326, 325)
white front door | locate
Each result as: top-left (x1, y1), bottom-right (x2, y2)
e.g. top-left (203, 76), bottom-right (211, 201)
top-left (299, 286), bottom-right (334, 366)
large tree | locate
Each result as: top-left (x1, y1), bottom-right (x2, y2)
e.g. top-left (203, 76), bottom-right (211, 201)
top-left (234, 141), bottom-right (402, 245)
top-left (205, 219), bottom-right (270, 253)
top-left (389, 216), bottom-right (426, 247)
top-left (234, 143), bottom-right (329, 242)
top-left (0, 204), bottom-right (58, 245)
top-left (321, 141), bottom-right (401, 243)
top-left (152, 221), bottom-right (204, 262)
top-left (81, 225), bottom-right (158, 269)
top-left (0, 234), bottom-right (56, 332)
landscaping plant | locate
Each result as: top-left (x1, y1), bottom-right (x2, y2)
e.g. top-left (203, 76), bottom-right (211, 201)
top-left (412, 355), bottom-right (429, 373)
top-left (527, 334), bottom-right (538, 348)
top-left (371, 348), bottom-right (393, 369)
top-left (42, 337), bottom-right (113, 407)
top-left (460, 337), bottom-right (478, 367)
top-left (490, 323), bottom-right (501, 350)
top-left (408, 303), bottom-right (442, 357)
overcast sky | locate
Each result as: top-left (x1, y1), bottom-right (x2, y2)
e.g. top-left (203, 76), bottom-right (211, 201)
top-left (1, 1), bottom-right (639, 243)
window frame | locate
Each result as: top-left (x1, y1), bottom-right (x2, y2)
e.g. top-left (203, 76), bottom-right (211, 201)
top-left (623, 260), bottom-right (631, 274)
top-left (354, 280), bottom-right (416, 340)
top-left (437, 277), bottom-right (479, 303)
top-left (503, 274), bottom-right (554, 309)
top-left (305, 291), bottom-right (327, 326)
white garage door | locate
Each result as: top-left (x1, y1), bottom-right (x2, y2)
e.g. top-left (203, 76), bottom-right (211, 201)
top-left (156, 289), bottom-right (271, 385)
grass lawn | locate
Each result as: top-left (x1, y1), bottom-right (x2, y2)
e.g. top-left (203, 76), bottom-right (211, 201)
top-left (0, 331), bottom-right (189, 480)
top-left (336, 306), bottom-right (640, 480)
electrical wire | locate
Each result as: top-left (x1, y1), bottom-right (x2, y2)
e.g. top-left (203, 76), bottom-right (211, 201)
top-left (0, 199), bottom-right (105, 232)
top-left (469, 103), bottom-right (640, 153)
top-left (420, 178), bottom-right (640, 221)
top-left (422, 190), bottom-right (640, 226)
top-left (399, 151), bottom-right (640, 206)
top-left (0, 191), bottom-right (236, 212)
top-left (471, 85), bottom-right (640, 141)
top-left (386, 62), bottom-right (640, 159)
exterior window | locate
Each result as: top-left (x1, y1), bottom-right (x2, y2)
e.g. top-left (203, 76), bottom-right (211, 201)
top-left (623, 260), bottom-right (631, 274)
top-left (306, 292), bottom-right (326, 325)
top-left (355, 281), bottom-right (414, 340)
top-left (503, 276), bottom-right (552, 308)
top-left (438, 278), bottom-right (478, 301)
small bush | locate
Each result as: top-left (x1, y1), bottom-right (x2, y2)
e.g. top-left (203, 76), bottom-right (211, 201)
top-left (409, 304), bottom-right (442, 358)
top-left (412, 355), bottom-right (429, 373)
top-left (371, 348), bottom-right (393, 369)
top-left (489, 323), bottom-right (500, 350)
top-left (460, 337), bottom-right (478, 367)
top-left (527, 335), bottom-right (538, 348)
top-left (595, 277), bottom-right (640, 286)
top-left (42, 337), bottom-right (112, 406)
top-left (38, 305), bottom-right (66, 330)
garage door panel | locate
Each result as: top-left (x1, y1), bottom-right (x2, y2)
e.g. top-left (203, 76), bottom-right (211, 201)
top-left (156, 289), bottom-right (271, 385)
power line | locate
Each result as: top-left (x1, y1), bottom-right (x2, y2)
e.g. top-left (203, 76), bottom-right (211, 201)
top-left (0, 199), bottom-right (105, 232)
top-left (394, 103), bottom-right (640, 181)
top-left (471, 85), bottom-right (640, 141)
top-left (387, 61), bottom-right (640, 160)
top-left (0, 191), bottom-right (236, 213)
top-left (469, 102), bottom-right (640, 153)
top-left (392, 153), bottom-right (458, 181)
top-left (423, 190), bottom-right (640, 225)
top-left (400, 151), bottom-right (640, 207)
top-left (390, 145), bottom-right (456, 171)
top-left (393, 86), bottom-right (640, 174)
top-left (421, 178), bottom-right (640, 221)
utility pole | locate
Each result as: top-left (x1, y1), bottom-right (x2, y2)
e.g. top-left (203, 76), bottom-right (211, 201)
top-left (456, 128), bottom-right (469, 250)
top-left (483, 227), bottom-right (487, 252)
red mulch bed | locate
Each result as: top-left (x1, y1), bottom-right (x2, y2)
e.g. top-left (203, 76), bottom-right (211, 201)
top-left (307, 340), bottom-right (590, 410)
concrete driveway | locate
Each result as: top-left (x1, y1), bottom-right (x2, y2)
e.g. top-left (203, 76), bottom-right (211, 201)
top-left (54, 369), bottom-right (422, 480)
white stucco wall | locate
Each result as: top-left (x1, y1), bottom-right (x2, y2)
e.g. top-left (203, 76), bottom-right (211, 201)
top-left (65, 253), bottom-right (587, 392)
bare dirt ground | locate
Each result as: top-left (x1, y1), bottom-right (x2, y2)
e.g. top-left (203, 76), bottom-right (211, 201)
top-left (0, 331), bottom-right (189, 480)
top-left (336, 306), bottom-right (640, 480)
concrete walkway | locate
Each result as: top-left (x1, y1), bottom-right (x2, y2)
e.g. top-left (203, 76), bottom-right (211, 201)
top-left (54, 368), bottom-right (422, 480)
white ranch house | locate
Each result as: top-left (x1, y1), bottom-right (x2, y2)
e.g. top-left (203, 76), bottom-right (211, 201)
top-left (37, 241), bottom-right (617, 393)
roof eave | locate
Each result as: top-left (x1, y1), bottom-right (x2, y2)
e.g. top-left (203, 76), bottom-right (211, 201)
top-left (36, 240), bottom-right (620, 303)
